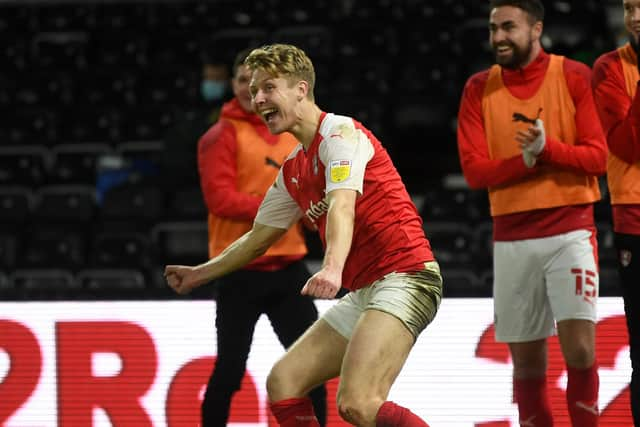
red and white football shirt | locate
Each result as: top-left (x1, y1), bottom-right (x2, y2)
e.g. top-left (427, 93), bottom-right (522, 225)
top-left (256, 112), bottom-right (434, 291)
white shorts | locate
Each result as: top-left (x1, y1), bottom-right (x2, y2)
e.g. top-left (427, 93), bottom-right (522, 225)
top-left (322, 262), bottom-right (442, 340)
top-left (493, 229), bottom-right (598, 343)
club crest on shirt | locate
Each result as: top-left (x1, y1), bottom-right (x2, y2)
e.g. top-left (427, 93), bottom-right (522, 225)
top-left (620, 249), bottom-right (632, 267)
top-left (329, 159), bottom-right (351, 183)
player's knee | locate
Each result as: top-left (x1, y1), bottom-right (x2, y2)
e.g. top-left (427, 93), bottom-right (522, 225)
top-left (564, 343), bottom-right (595, 369)
top-left (336, 392), bottom-right (379, 426)
top-left (266, 361), bottom-right (299, 401)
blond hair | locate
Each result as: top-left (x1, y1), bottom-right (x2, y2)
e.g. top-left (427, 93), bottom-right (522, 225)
top-left (244, 44), bottom-right (316, 100)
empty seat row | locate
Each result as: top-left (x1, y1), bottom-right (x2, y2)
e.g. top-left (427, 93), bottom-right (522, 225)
top-left (2, 268), bottom-right (169, 300)
top-left (0, 183), bottom-right (207, 225)
top-left (0, 220), bottom-right (209, 272)
top-left (0, 142), bottom-right (165, 185)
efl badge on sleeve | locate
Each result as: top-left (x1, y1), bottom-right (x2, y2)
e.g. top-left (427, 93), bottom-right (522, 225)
top-left (329, 160), bottom-right (351, 183)
top-left (620, 250), bottom-right (632, 268)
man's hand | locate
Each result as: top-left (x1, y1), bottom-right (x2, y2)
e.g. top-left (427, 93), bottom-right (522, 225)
top-left (301, 266), bottom-right (342, 299)
top-left (164, 265), bottom-right (204, 295)
top-left (517, 118), bottom-right (546, 168)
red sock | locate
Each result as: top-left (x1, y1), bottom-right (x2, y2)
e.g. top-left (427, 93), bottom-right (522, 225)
top-left (566, 363), bottom-right (599, 427)
top-left (513, 376), bottom-right (553, 427)
top-left (270, 397), bottom-right (320, 427)
top-left (376, 401), bottom-right (430, 427)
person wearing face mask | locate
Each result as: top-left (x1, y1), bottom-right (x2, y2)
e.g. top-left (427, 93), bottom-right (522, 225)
top-left (200, 61), bottom-right (230, 113)
top-left (456, 1), bottom-right (607, 426)
top-left (194, 48), bottom-right (327, 427)
top-left (592, 1), bottom-right (640, 424)
top-left (160, 53), bottom-right (231, 192)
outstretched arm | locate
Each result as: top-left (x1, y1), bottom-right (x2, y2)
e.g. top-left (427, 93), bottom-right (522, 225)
top-left (165, 222), bottom-right (287, 295)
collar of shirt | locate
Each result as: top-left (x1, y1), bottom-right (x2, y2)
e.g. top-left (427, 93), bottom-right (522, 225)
top-left (501, 50), bottom-right (550, 98)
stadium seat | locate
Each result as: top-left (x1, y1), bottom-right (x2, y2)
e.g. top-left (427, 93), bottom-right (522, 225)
top-left (0, 145), bottom-right (49, 187)
top-left (271, 25), bottom-right (333, 60)
top-left (421, 187), bottom-right (487, 224)
top-left (50, 142), bottom-right (111, 184)
top-left (209, 27), bottom-right (270, 62)
top-left (59, 108), bottom-right (121, 143)
top-left (151, 221), bottom-right (209, 266)
top-left (76, 268), bottom-right (146, 298)
top-left (334, 24), bottom-right (398, 59)
top-left (89, 31), bottom-right (149, 68)
top-left (441, 268), bottom-right (485, 298)
top-left (116, 140), bottom-right (164, 167)
top-left (21, 224), bottom-right (87, 270)
top-left (89, 231), bottom-right (155, 272)
top-left (423, 221), bottom-right (475, 270)
top-left (75, 68), bottom-right (137, 106)
top-left (33, 184), bottom-right (96, 223)
top-left (100, 183), bottom-right (165, 222)
top-left (118, 106), bottom-right (176, 141)
top-left (3, 105), bottom-right (60, 148)
top-left (32, 31), bottom-right (89, 70)
top-left (167, 186), bottom-right (208, 220)
top-left (0, 186), bottom-right (33, 224)
top-left (10, 268), bottom-right (79, 299)
top-left (0, 229), bottom-right (21, 271)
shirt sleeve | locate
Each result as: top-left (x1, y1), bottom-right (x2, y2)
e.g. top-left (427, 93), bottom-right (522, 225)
top-left (197, 120), bottom-right (263, 221)
top-left (456, 73), bottom-right (536, 189)
top-left (592, 52), bottom-right (640, 164)
top-left (255, 170), bottom-right (303, 229)
top-left (318, 122), bottom-right (374, 194)
top-left (537, 60), bottom-right (608, 175)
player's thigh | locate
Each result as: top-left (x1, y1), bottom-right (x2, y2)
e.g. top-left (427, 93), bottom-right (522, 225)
top-left (340, 309), bottom-right (414, 401)
top-left (493, 240), bottom-right (554, 342)
top-left (547, 229), bottom-right (598, 324)
top-left (339, 265), bottom-right (442, 398)
top-left (268, 318), bottom-right (346, 399)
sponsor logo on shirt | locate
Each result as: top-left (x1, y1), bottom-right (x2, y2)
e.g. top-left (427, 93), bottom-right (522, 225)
top-left (305, 196), bottom-right (329, 223)
top-left (329, 159), bottom-right (351, 183)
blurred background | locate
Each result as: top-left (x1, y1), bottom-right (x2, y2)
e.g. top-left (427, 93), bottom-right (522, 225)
top-left (0, 0), bottom-right (627, 301)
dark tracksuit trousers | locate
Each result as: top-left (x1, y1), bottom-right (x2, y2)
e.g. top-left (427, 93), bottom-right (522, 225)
top-left (615, 233), bottom-right (640, 426)
top-left (201, 260), bottom-right (327, 427)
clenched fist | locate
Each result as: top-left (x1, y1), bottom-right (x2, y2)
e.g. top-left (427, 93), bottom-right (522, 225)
top-left (301, 266), bottom-right (342, 299)
top-left (164, 265), bottom-right (205, 295)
